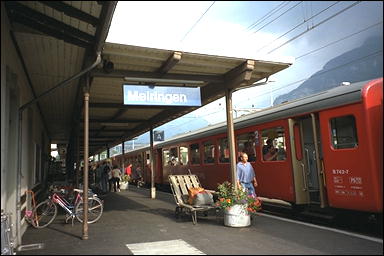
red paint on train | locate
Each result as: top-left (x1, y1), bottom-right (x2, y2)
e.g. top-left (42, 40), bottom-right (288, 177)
top-left (320, 78), bottom-right (383, 212)
top-left (109, 78), bottom-right (382, 214)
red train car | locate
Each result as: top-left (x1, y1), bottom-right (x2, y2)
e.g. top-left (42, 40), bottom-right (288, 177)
top-left (117, 78), bottom-right (383, 215)
top-left (111, 147), bottom-right (152, 185)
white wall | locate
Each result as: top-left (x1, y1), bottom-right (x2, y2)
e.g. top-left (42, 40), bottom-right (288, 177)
top-left (1, 2), bottom-right (50, 247)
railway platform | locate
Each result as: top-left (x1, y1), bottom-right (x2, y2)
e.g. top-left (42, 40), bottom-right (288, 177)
top-left (17, 186), bottom-right (382, 255)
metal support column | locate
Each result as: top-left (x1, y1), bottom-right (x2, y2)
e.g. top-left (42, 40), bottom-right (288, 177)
top-left (121, 141), bottom-right (125, 170)
top-left (225, 89), bottom-right (237, 190)
top-left (82, 77), bottom-right (90, 240)
top-left (76, 128), bottom-right (80, 188)
top-left (150, 128), bottom-right (156, 199)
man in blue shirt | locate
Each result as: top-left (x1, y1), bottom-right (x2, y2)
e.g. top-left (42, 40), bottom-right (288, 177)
top-left (236, 152), bottom-right (258, 196)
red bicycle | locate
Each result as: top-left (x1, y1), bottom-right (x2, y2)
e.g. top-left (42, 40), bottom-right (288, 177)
top-left (25, 188), bottom-right (103, 228)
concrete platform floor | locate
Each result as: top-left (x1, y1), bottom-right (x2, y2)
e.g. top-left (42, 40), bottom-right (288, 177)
top-left (17, 186), bottom-right (383, 255)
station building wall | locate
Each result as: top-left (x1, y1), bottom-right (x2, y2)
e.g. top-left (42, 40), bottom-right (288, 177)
top-left (1, 2), bottom-right (50, 245)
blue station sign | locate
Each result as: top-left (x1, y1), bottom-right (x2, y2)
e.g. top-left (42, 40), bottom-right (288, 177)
top-left (123, 84), bottom-right (201, 106)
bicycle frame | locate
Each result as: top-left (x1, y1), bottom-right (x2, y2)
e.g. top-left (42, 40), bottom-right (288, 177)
top-left (26, 188), bottom-right (102, 228)
top-left (51, 192), bottom-right (82, 217)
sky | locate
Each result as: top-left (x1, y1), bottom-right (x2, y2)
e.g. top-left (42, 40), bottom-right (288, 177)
top-left (106, 1), bottom-right (294, 126)
top-left (107, 1), bottom-right (293, 61)
top-left (105, 1), bottom-right (383, 146)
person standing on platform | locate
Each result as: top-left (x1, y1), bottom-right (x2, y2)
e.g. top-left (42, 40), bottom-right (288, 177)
top-left (107, 164), bottom-right (113, 192)
top-left (135, 165), bottom-right (143, 188)
top-left (236, 152), bottom-right (258, 197)
top-left (112, 165), bottom-right (122, 192)
top-left (125, 163), bottom-right (132, 176)
top-left (100, 161), bottom-right (110, 194)
top-left (89, 163), bottom-right (97, 186)
top-left (263, 145), bottom-right (278, 161)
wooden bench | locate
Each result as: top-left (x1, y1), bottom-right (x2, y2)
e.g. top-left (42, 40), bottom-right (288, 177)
top-left (168, 174), bottom-right (217, 224)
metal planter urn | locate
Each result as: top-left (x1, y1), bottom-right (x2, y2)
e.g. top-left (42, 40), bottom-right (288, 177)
top-left (224, 204), bottom-right (251, 227)
top-left (120, 182), bottom-right (129, 190)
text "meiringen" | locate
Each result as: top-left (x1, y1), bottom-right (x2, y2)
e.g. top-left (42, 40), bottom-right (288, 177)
top-left (127, 90), bottom-right (187, 104)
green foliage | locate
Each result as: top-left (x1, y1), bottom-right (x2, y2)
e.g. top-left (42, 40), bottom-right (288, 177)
top-left (121, 174), bottom-right (131, 183)
top-left (216, 181), bottom-right (262, 214)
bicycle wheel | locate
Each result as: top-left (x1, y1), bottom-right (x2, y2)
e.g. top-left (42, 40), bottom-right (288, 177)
top-left (75, 197), bottom-right (103, 224)
top-left (32, 200), bottom-right (57, 228)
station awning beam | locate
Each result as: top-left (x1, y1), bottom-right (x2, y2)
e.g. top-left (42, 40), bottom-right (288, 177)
top-left (225, 60), bottom-right (255, 90)
top-left (157, 51), bottom-right (182, 75)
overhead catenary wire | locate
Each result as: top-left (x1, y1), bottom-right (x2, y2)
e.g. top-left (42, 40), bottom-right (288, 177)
top-left (267, 1), bottom-right (362, 54)
top-left (296, 21), bottom-right (383, 60)
top-left (246, 1), bottom-right (290, 31)
top-left (310, 1), bottom-right (314, 28)
top-left (248, 50), bottom-right (383, 100)
top-left (254, 1), bottom-right (341, 53)
top-left (180, 1), bottom-right (216, 42)
top-left (250, 1), bottom-right (303, 35)
top-left (171, 47), bottom-right (383, 121)
top-left (174, 50), bottom-right (383, 122)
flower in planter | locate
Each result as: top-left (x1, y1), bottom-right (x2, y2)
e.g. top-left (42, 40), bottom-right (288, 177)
top-left (216, 181), bottom-right (262, 214)
top-left (121, 174), bottom-right (131, 183)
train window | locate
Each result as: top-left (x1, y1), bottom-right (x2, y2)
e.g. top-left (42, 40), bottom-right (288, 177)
top-left (179, 146), bottom-right (188, 165)
top-left (203, 140), bottom-right (215, 164)
top-left (189, 143), bottom-right (200, 165)
top-left (261, 127), bottom-right (287, 161)
top-left (237, 132), bottom-right (256, 162)
top-left (162, 149), bottom-right (170, 167)
top-left (170, 147), bottom-right (179, 165)
top-left (218, 138), bottom-right (229, 163)
top-left (330, 115), bottom-right (358, 149)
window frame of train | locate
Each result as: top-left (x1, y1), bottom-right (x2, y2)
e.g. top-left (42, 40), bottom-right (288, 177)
top-left (236, 132), bottom-right (257, 162)
top-left (179, 146), bottom-right (189, 165)
top-left (189, 143), bottom-right (201, 165)
top-left (162, 149), bottom-right (170, 167)
top-left (261, 127), bottom-right (287, 162)
top-left (218, 137), bottom-right (230, 164)
top-left (202, 140), bottom-right (216, 165)
top-left (163, 147), bottom-right (179, 166)
top-left (330, 115), bottom-right (358, 149)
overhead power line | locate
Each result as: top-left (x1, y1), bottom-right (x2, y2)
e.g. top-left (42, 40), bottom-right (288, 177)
top-left (246, 1), bottom-right (290, 31)
top-left (251, 1), bottom-right (303, 35)
top-left (267, 1), bottom-right (362, 54)
top-left (255, 1), bottom-right (341, 53)
top-left (180, 1), bottom-right (216, 42)
top-left (253, 50), bottom-right (383, 99)
top-left (296, 21), bottom-right (383, 60)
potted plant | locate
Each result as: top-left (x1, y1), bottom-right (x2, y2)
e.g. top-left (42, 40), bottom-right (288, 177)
top-left (216, 181), bottom-right (262, 227)
top-left (120, 174), bottom-right (131, 190)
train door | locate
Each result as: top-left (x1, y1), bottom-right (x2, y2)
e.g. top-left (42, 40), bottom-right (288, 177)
top-left (289, 114), bottom-right (327, 207)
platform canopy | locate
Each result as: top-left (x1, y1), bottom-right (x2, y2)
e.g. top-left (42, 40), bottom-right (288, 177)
top-left (86, 43), bottom-right (291, 155)
top-left (4, 1), bottom-right (291, 157)
top-left (4, 1), bottom-right (117, 154)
